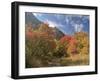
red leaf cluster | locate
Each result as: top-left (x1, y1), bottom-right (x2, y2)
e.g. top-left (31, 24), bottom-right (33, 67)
top-left (60, 35), bottom-right (77, 45)
top-left (60, 35), bottom-right (78, 55)
top-left (26, 29), bottom-right (56, 49)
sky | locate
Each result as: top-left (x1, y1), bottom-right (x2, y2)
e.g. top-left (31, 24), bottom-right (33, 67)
top-left (32, 13), bottom-right (89, 35)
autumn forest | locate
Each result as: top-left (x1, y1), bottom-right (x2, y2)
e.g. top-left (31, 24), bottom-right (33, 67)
top-left (25, 12), bottom-right (89, 68)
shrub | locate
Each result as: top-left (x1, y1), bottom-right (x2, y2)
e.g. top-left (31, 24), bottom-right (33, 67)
top-left (25, 31), bottom-right (56, 67)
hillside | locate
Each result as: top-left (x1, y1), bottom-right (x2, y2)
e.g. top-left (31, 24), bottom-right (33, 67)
top-left (25, 12), bottom-right (41, 28)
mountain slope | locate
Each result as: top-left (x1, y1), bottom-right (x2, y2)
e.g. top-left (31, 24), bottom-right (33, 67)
top-left (25, 12), bottom-right (41, 27)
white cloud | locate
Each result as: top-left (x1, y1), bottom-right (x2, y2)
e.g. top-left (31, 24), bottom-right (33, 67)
top-left (32, 13), bottom-right (42, 17)
top-left (70, 21), bottom-right (75, 26)
top-left (65, 18), bottom-right (69, 23)
top-left (45, 20), bottom-right (56, 28)
top-left (74, 24), bottom-right (83, 32)
top-left (32, 13), bottom-right (38, 16)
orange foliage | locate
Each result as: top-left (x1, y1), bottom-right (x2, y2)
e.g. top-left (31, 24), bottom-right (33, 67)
top-left (60, 35), bottom-right (71, 43)
top-left (60, 35), bottom-right (77, 45)
top-left (60, 35), bottom-right (78, 55)
top-left (26, 30), bottom-right (56, 49)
